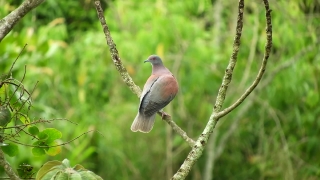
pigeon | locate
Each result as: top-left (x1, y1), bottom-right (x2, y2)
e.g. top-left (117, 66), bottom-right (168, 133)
top-left (131, 55), bottom-right (179, 133)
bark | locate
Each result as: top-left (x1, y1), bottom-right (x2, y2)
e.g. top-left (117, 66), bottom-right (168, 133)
top-left (0, 0), bottom-right (45, 42)
top-left (0, 149), bottom-right (20, 180)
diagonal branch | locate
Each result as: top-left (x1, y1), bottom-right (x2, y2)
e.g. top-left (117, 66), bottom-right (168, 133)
top-left (0, 0), bottom-right (45, 42)
top-left (0, 149), bottom-right (20, 180)
top-left (94, 1), bottom-right (141, 97)
top-left (94, 1), bottom-right (195, 147)
top-left (171, 0), bottom-right (245, 179)
top-left (216, 0), bottom-right (272, 119)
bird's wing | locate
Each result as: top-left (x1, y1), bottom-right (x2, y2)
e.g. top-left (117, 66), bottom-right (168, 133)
top-left (139, 75), bottom-right (178, 116)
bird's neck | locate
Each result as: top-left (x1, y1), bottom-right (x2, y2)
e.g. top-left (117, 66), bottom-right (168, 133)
top-left (152, 64), bottom-right (170, 75)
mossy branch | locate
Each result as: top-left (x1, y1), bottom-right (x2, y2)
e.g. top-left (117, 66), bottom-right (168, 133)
top-left (0, 0), bottom-right (45, 42)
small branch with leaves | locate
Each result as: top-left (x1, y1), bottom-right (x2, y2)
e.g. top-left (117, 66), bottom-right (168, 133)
top-left (0, 47), bottom-right (104, 179)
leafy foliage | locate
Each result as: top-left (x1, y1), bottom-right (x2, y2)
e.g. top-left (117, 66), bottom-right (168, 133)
top-left (0, 70), bottom-right (64, 158)
top-left (1, 143), bottom-right (18, 157)
top-left (36, 159), bottom-right (102, 180)
top-left (32, 128), bottom-right (62, 156)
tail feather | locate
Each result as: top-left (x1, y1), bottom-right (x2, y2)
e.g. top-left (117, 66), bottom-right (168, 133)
top-left (131, 113), bottom-right (156, 133)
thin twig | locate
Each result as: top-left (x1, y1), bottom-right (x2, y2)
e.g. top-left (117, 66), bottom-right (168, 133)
top-left (7, 44), bottom-right (27, 79)
top-left (94, 0), bottom-right (195, 146)
top-left (3, 118), bottom-right (77, 130)
top-left (163, 118), bottom-right (195, 147)
top-left (7, 130), bottom-right (102, 148)
top-left (9, 82), bottom-right (38, 128)
top-left (1, 81), bottom-right (31, 99)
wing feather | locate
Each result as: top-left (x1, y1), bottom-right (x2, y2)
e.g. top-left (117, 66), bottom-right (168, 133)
top-left (139, 75), bottom-right (178, 116)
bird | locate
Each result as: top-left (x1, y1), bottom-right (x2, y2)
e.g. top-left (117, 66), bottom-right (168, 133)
top-left (131, 55), bottom-right (179, 133)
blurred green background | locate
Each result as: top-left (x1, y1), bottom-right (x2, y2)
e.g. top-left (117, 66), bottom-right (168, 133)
top-left (0, 0), bottom-right (319, 179)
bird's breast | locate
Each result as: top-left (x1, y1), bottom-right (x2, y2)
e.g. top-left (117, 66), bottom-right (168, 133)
top-left (159, 75), bottom-right (179, 99)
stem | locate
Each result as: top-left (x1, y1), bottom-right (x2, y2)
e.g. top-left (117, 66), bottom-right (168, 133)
top-left (0, 149), bottom-right (20, 180)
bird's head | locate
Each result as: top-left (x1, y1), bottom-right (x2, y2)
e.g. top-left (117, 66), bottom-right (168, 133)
top-left (144, 55), bottom-right (163, 65)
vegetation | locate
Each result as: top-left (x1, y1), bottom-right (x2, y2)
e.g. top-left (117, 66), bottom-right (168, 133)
top-left (0, 0), bottom-right (319, 179)
top-left (36, 159), bottom-right (102, 180)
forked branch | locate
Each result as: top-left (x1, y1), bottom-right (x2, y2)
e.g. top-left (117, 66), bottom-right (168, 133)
top-left (216, 0), bottom-right (273, 119)
top-left (171, 0), bottom-right (272, 179)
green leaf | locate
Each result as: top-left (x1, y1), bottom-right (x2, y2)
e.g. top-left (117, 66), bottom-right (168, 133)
top-left (0, 83), bottom-right (9, 101)
top-left (73, 164), bottom-right (86, 171)
top-left (54, 172), bottom-right (69, 179)
top-left (0, 106), bottom-right (11, 127)
top-left (33, 140), bottom-right (47, 146)
top-left (28, 126), bottom-right (40, 135)
top-left (35, 159), bottom-right (102, 180)
top-left (61, 159), bottom-right (71, 168)
top-left (32, 147), bottom-right (46, 156)
top-left (41, 170), bottom-right (63, 180)
top-left (79, 171), bottom-right (103, 180)
top-left (45, 141), bottom-right (61, 156)
top-left (37, 133), bottom-right (48, 141)
top-left (38, 128), bottom-right (62, 144)
top-left (33, 140), bottom-right (49, 152)
top-left (1, 143), bottom-right (18, 157)
top-left (70, 172), bottom-right (82, 180)
top-left (36, 160), bottom-right (62, 180)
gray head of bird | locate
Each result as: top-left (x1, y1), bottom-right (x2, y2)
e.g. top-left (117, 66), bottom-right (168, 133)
top-left (144, 55), bottom-right (163, 65)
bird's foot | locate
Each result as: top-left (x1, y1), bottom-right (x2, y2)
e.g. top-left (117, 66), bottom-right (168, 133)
top-left (160, 111), bottom-right (171, 120)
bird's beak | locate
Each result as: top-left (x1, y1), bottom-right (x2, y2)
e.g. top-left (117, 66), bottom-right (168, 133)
top-left (144, 59), bottom-right (150, 63)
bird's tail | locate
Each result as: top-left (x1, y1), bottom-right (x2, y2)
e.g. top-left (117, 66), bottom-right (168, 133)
top-left (131, 113), bottom-right (156, 133)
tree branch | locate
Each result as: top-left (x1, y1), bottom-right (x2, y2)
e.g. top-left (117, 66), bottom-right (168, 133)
top-left (94, 1), bottom-right (141, 97)
top-left (216, 0), bottom-right (272, 119)
top-left (94, 1), bottom-right (195, 147)
top-left (203, 39), bottom-right (316, 177)
top-left (171, 0), bottom-right (245, 179)
top-left (0, 0), bottom-right (45, 42)
top-left (162, 117), bottom-right (195, 147)
top-left (0, 149), bottom-right (20, 180)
